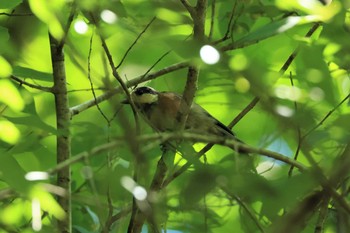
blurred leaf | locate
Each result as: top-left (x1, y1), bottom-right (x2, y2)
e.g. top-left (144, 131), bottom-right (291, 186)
top-left (180, 165), bottom-right (217, 207)
top-left (296, 44), bottom-right (337, 105)
top-left (276, 0), bottom-right (340, 21)
top-left (0, 120), bottom-right (20, 144)
top-left (0, 27), bottom-right (9, 53)
top-left (12, 66), bottom-right (53, 81)
top-left (4, 115), bottom-right (57, 134)
top-left (260, 172), bottom-right (316, 221)
top-left (85, 206), bottom-right (100, 230)
top-left (0, 152), bottom-right (28, 192)
top-left (0, 199), bottom-right (29, 226)
top-left (0, 56), bottom-right (12, 77)
top-left (29, 185), bottom-right (66, 220)
top-left (234, 16), bottom-right (319, 48)
top-left (28, 0), bottom-right (65, 39)
top-left (73, 226), bottom-right (94, 233)
top-left (177, 141), bottom-right (202, 167)
top-left (0, 79), bottom-right (24, 111)
top-left (0, 0), bottom-right (22, 9)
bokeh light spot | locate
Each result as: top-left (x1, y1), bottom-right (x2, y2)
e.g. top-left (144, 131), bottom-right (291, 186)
top-left (31, 198), bottom-right (42, 231)
top-left (235, 77), bottom-right (250, 93)
top-left (229, 53), bottom-right (248, 71)
top-left (74, 20), bottom-right (88, 34)
top-left (200, 45), bottom-right (220, 65)
top-left (309, 87), bottom-right (325, 101)
top-left (25, 171), bottom-right (49, 181)
top-left (275, 105), bottom-right (294, 117)
top-left (101, 10), bottom-right (118, 24)
top-left (133, 186), bottom-right (147, 201)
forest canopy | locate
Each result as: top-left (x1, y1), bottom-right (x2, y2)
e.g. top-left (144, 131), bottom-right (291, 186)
top-left (0, 0), bottom-right (350, 233)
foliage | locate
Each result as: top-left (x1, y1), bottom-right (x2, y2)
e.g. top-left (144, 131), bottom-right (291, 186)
top-left (0, 0), bottom-right (350, 232)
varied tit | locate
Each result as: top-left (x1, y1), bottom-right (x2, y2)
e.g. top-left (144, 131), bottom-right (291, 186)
top-left (123, 86), bottom-right (242, 142)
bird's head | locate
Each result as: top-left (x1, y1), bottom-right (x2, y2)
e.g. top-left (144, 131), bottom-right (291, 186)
top-left (124, 86), bottom-right (159, 105)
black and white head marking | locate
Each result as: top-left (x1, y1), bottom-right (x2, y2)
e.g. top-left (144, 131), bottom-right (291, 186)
top-left (131, 86), bottom-right (159, 104)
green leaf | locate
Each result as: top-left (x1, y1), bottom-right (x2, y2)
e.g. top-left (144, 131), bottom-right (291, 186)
top-left (4, 115), bottom-right (57, 134)
top-left (85, 206), bottom-right (100, 230)
top-left (0, 0), bottom-right (22, 9)
top-left (234, 16), bottom-right (320, 48)
top-left (180, 165), bottom-right (217, 207)
top-left (28, 0), bottom-right (65, 39)
top-left (0, 152), bottom-right (28, 192)
top-left (0, 26), bottom-right (9, 53)
top-left (12, 66), bottom-right (52, 81)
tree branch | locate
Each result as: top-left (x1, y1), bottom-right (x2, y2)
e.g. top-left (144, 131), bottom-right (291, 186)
top-left (177, 0), bottom-right (207, 130)
top-left (10, 75), bottom-right (53, 92)
top-left (179, 0), bottom-right (195, 15)
top-left (69, 62), bottom-right (189, 117)
top-left (49, 34), bottom-right (71, 233)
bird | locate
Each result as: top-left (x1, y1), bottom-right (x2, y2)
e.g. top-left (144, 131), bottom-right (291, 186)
top-left (122, 86), bottom-right (245, 150)
top-left (122, 86), bottom-right (256, 173)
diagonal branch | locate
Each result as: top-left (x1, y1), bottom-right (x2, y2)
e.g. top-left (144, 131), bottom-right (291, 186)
top-left (115, 17), bottom-right (156, 69)
top-left (179, 0), bottom-right (195, 15)
top-left (69, 62), bottom-right (189, 117)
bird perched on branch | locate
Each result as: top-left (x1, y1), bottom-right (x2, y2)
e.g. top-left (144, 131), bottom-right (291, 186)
top-left (122, 86), bottom-right (246, 152)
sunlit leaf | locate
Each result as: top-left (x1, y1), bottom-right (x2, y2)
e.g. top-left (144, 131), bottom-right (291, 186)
top-left (234, 16), bottom-right (320, 48)
top-left (5, 115), bottom-right (57, 134)
top-left (0, 120), bottom-right (20, 144)
top-left (0, 79), bottom-right (24, 111)
top-left (0, 56), bottom-right (12, 78)
top-left (0, 199), bottom-right (29, 225)
top-left (28, 0), bottom-right (65, 39)
top-left (29, 185), bottom-right (66, 220)
top-left (276, 0), bottom-right (340, 21)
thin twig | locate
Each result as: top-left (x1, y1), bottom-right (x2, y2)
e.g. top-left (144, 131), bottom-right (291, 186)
top-left (90, 13), bottom-right (140, 132)
top-left (213, 1), bottom-right (239, 44)
top-left (288, 72), bottom-right (302, 176)
top-left (208, 0), bottom-right (216, 40)
top-left (314, 195), bottom-right (330, 233)
top-left (10, 75), bottom-right (53, 92)
top-left (58, 4), bottom-right (76, 50)
top-left (222, 186), bottom-right (265, 233)
top-left (115, 17), bottom-right (156, 69)
top-left (302, 93), bottom-right (350, 139)
top-left (87, 32), bottom-right (110, 124)
top-left (228, 96), bottom-right (259, 128)
top-left (139, 50), bottom-right (172, 83)
top-left (47, 141), bottom-right (120, 175)
top-left (0, 12), bottom-right (33, 16)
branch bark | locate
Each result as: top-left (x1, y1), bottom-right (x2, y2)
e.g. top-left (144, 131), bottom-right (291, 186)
top-left (49, 34), bottom-right (71, 233)
top-left (177, 0), bottom-right (207, 130)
